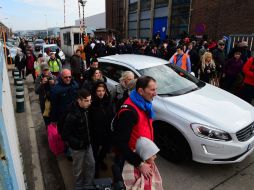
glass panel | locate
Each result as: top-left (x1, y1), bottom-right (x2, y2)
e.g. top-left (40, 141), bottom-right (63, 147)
top-left (140, 0), bottom-right (151, 10)
top-left (155, 0), bottom-right (168, 8)
top-left (63, 32), bottom-right (71, 46)
top-left (140, 19), bottom-right (150, 29)
top-left (74, 33), bottom-right (81, 45)
top-left (129, 2), bottom-right (137, 12)
top-left (128, 21), bottom-right (137, 29)
top-left (172, 0), bottom-right (190, 5)
top-left (172, 4), bottom-right (190, 16)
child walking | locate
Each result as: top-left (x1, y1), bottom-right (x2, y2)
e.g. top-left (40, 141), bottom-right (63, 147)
top-left (122, 137), bottom-right (163, 190)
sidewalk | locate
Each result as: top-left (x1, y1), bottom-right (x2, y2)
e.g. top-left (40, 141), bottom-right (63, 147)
top-left (24, 73), bottom-right (113, 190)
top-left (9, 71), bottom-right (65, 190)
top-left (9, 71), bottom-right (44, 190)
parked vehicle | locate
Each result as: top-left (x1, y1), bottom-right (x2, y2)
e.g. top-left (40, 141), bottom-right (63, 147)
top-left (34, 39), bottom-right (46, 46)
top-left (98, 54), bottom-right (254, 164)
top-left (42, 44), bottom-right (65, 61)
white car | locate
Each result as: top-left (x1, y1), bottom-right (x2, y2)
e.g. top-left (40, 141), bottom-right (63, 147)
top-left (42, 44), bottom-right (65, 61)
top-left (98, 54), bottom-right (254, 164)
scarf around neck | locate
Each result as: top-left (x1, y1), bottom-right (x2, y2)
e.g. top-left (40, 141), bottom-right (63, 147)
top-left (130, 90), bottom-right (154, 119)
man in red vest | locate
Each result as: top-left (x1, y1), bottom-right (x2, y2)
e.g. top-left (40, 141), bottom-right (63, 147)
top-left (112, 76), bottom-right (157, 190)
top-left (169, 45), bottom-right (192, 73)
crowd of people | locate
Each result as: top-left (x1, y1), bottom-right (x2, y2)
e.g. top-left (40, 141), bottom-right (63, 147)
top-left (13, 34), bottom-right (254, 190)
top-left (82, 35), bottom-right (253, 103)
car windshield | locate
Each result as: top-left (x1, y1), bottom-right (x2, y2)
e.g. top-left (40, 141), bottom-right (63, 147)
top-left (138, 64), bottom-right (203, 96)
top-left (44, 45), bottom-right (58, 53)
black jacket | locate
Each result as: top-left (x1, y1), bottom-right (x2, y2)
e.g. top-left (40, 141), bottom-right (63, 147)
top-left (89, 84), bottom-right (114, 144)
top-left (14, 54), bottom-right (26, 70)
top-left (62, 102), bottom-right (91, 150)
top-left (70, 55), bottom-right (84, 75)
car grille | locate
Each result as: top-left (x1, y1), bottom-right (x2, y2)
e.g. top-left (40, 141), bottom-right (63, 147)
top-left (236, 122), bottom-right (254, 142)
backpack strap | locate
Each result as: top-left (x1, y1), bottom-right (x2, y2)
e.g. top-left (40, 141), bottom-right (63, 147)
top-left (111, 104), bottom-right (138, 132)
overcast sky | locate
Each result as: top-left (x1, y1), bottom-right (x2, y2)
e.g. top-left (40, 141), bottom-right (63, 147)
top-left (0, 0), bottom-right (105, 31)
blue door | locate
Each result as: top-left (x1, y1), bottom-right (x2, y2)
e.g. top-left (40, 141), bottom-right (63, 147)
top-left (153, 17), bottom-right (168, 40)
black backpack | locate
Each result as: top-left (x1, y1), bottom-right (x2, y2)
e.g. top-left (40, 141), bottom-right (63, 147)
top-left (111, 104), bottom-right (137, 133)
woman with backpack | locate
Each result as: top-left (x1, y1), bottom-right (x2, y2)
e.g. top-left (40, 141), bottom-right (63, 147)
top-left (89, 81), bottom-right (114, 177)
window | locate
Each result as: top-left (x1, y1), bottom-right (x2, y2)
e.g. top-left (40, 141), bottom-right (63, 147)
top-left (74, 33), bottom-right (81, 45)
top-left (129, 2), bottom-right (137, 12)
top-left (99, 62), bottom-right (136, 82)
top-left (140, 0), bottom-right (151, 10)
top-left (63, 32), bottom-right (71, 46)
top-left (155, 0), bottom-right (168, 8)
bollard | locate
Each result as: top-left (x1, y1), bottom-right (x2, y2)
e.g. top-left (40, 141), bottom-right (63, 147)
top-left (13, 71), bottom-right (20, 85)
top-left (16, 78), bottom-right (24, 87)
top-left (16, 86), bottom-right (25, 113)
top-left (12, 68), bottom-right (19, 78)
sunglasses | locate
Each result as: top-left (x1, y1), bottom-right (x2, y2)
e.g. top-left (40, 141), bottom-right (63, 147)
top-left (63, 76), bottom-right (72, 79)
top-left (219, 44), bottom-right (225, 46)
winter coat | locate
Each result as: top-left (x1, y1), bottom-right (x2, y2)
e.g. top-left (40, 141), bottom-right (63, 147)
top-left (15, 54), bottom-right (26, 70)
top-left (70, 54), bottom-right (84, 75)
top-left (242, 57), bottom-right (254, 86)
top-left (35, 72), bottom-right (56, 113)
top-left (89, 94), bottom-right (114, 144)
top-left (50, 78), bottom-right (79, 122)
top-left (114, 83), bottom-right (130, 112)
top-left (224, 57), bottom-right (244, 77)
top-left (26, 55), bottom-right (36, 70)
top-left (212, 48), bottom-right (226, 73)
top-left (62, 102), bottom-right (92, 150)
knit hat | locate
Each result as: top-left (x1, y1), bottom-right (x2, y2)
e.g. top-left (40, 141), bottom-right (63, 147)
top-left (135, 137), bottom-right (160, 161)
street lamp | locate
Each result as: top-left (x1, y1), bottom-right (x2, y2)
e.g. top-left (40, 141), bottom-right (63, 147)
top-left (79, 0), bottom-right (87, 36)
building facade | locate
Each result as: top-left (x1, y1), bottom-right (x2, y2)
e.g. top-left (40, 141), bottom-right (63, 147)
top-left (189, 0), bottom-right (254, 39)
top-left (107, 0), bottom-right (254, 40)
top-left (106, 0), bottom-right (191, 40)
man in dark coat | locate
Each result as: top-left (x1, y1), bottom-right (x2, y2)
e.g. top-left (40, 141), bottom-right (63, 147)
top-left (212, 40), bottom-right (226, 86)
top-left (15, 50), bottom-right (26, 79)
top-left (35, 64), bottom-right (56, 126)
top-left (50, 69), bottom-right (79, 132)
top-left (62, 89), bottom-right (95, 189)
top-left (70, 49), bottom-right (85, 87)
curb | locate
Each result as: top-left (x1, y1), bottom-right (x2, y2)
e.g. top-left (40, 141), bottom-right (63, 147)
top-left (24, 84), bottom-right (45, 190)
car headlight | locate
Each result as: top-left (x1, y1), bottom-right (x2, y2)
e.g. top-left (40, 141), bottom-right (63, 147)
top-left (191, 123), bottom-right (232, 141)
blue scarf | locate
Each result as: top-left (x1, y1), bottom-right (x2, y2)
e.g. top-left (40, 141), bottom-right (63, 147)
top-left (130, 90), bottom-right (155, 119)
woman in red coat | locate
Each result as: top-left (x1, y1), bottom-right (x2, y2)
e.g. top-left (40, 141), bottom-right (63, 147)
top-left (241, 57), bottom-right (254, 104)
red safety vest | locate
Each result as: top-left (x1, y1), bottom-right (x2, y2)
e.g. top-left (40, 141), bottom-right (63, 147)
top-left (173, 53), bottom-right (188, 71)
top-left (123, 97), bottom-right (154, 151)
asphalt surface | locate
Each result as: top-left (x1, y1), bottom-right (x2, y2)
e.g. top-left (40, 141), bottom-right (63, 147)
top-left (15, 64), bottom-right (254, 190)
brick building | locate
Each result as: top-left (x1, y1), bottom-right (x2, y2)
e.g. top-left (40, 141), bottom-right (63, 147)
top-left (189, 0), bottom-right (254, 39)
top-left (106, 0), bottom-right (254, 40)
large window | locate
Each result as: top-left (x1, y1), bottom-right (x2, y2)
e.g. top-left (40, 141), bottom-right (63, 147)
top-left (74, 33), bottom-right (81, 45)
top-left (140, 0), bottom-right (151, 10)
top-left (129, 2), bottom-right (138, 12)
top-left (63, 32), bottom-right (71, 46)
top-left (155, 0), bottom-right (168, 8)
top-left (170, 2), bottom-right (191, 38)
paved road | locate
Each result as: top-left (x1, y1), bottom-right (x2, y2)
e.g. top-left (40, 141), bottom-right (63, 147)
top-left (24, 68), bottom-right (254, 190)
top-left (157, 154), bottom-right (254, 190)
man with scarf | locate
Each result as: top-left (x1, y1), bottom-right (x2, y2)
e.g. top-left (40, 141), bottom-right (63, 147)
top-left (112, 76), bottom-right (157, 190)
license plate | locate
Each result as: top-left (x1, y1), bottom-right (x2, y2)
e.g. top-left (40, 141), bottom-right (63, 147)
top-left (247, 141), bottom-right (254, 151)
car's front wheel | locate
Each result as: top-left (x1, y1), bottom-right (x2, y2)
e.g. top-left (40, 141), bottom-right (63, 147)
top-left (154, 123), bottom-right (192, 163)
